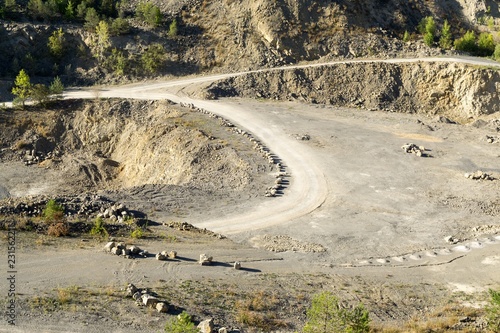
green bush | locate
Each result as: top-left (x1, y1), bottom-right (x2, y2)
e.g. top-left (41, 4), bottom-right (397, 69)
top-left (494, 44), bottom-right (500, 61)
top-left (402, 30), bottom-right (410, 42)
top-left (136, 1), bottom-right (162, 27)
top-left (110, 17), bottom-right (130, 35)
top-left (164, 311), bottom-right (198, 333)
top-left (303, 291), bottom-right (370, 333)
top-left (454, 30), bottom-right (477, 53)
top-left (31, 83), bottom-right (51, 106)
top-left (168, 19), bottom-right (178, 37)
top-left (90, 217), bottom-right (108, 237)
top-left (11, 69), bottom-right (32, 108)
top-left (141, 43), bottom-right (165, 74)
top-left (477, 32), bottom-right (495, 57)
top-left (130, 227), bottom-right (144, 239)
top-left (43, 199), bottom-right (65, 224)
top-left (439, 20), bottom-right (452, 49)
top-left (487, 289), bottom-right (500, 332)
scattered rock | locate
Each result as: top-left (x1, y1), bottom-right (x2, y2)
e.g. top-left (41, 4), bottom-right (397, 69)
top-left (104, 241), bottom-right (115, 252)
top-left (156, 253), bottom-right (167, 261)
top-left (401, 143), bottom-right (428, 157)
top-left (234, 261), bottom-right (241, 270)
top-left (464, 170), bottom-right (495, 181)
top-left (142, 294), bottom-right (159, 307)
top-left (199, 253), bottom-right (213, 265)
top-left (126, 283), bottom-right (137, 296)
top-left (197, 318), bottom-right (215, 333)
top-left (156, 302), bottom-right (169, 313)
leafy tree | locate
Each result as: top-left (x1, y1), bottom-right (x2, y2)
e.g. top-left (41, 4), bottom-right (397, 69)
top-left (31, 83), bottom-right (51, 106)
top-left (106, 48), bottom-right (127, 75)
top-left (439, 20), bottom-right (452, 49)
top-left (168, 19), bottom-right (178, 37)
top-left (402, 30), bottom-right (410, 42)
top-left (423, 16), bottom-right (436, 46)
top-left (164, 311), bottom-right (198, 333)
top-left (92, 20), bottom-right (111, 62)
top-left (43, 199), bottom-right (65, 224)
top-left (11, 69), bottom-right (32, 107)
top-left (477, 32), bottom-right (495, 57)
top-left (49, 76), bottom-right (64, 98)
top-left (494, 44), bottom-right (500, 61)
top-left (487, 288), bottom-right (500, 332)
top-left (141, 43), bottom-right (165, 74)
top-left (65, 0), bottom-right (75, 20)
top-left (110, 17), bottom-right (130, 35)
top-left (454, 31), bottom-right (476, 53)
top-left (48, 28), bottom-right (65, 59)
top-left (136, 1), bottom-right (162, 27)
top-left (84, 7), bottom-right (100, 31)
top-left (303, 291), bottom-right (370, 333)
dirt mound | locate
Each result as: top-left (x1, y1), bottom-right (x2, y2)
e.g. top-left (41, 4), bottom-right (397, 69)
top-left (0, 99), bottom-right (271, 197)
top-left (205, 61), bottom-right (500, 121)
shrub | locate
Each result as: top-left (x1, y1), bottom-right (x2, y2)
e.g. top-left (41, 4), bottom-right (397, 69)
top-left (136, 1), bottom-right (162, 27)
top-left (43, 199), bottom-right (64, 224)
top-left (454, 30), bottom-right (476, 53)
top-left (168, 19), bottom-right (178, 37)
top-left (487, 288), bottom-right (500, 332)
top-left (48, 28), bottom-right (65, 59)
top-left (110, 17), bottom-right (130, 35)
top-left (439, 20), bottom-right (452, 49)
top-left (47, 222), bottom-right (69, 237)
top-left (90, 217), bottom-right (108, 237)
top-left (477, 32), bottom-right (495, 57)
top-left (11, 69), bottom-right (32, 108)
top-left (494, 44), bottom-right (500, 61)
top-left (106, 48), bottom-right (127, 75)
top-left (402, 30), bottom-right (410, 42)
top-left (303, 291), bottom-right (370, 333)
top-left (141, 43), bottom-right (165, 74)
top-left (164, 311), bottom-right (198, 333)
top-left (49, 76), bottom-right (64, 97)
top-left (31, 83), bottom-right (51, 106)
top-left (130, 227), bottom-right (144, 239)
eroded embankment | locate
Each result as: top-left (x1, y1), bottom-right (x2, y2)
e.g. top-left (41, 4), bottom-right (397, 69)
top-left (206, 62), bottom-right (500, 121)
top-left (0, 99), bottom-right (270, 197)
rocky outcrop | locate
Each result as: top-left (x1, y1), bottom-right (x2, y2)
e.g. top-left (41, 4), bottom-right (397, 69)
top-left (206, 62), bottom-right (500, 121)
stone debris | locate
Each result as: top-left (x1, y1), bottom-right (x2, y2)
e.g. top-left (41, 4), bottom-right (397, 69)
top-left (142, 294), bottom-right (159, 307)
top-left (233, 261), bottom-right (241, 270)
top-left (485, 135), bottom-right (499, 144)
top-left (444, 235), bottom-right (459, 244)
top-left (156, 302), bottom-right (169, 313)
top-left (198, 318), bottom-right (215, 333)
top-left (189, 104), bottom-right (291, 198)
top-left (254, 234), bottom-right (327, 253)
top-left (125, 283), bottom-right (170, 314)
top-left (199, 253), bottom-right (213, 265)
top-left (401, 143), bottom-right (427, 157)
top-left (104, 243), bottom-right (147, 259)
top-left (464, 170), bottom-right (496, 181)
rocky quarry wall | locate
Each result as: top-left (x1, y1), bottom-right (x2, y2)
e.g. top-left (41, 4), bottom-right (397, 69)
top-left (206, 62), bottom-right (500, 121)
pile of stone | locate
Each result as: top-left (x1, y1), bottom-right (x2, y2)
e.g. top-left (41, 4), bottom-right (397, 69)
top-left (264, 172), bottom-right (289, 197)
top-left (97, 203), bottom-right (133, 223)
top-left (0, 194), bottom-right (117, 219)
top-left (464, 170), bottom-right (496, 181)
top-left (104, 242), bottom-right (148, 259)
top-left (188, 103), bottom-right (291, 198)
top-left (155, 250), bottom-right (177, 261)
top-left (401, 143), bottom-right (427, 157)
top-left (125, 283), bottom-right (169, 313)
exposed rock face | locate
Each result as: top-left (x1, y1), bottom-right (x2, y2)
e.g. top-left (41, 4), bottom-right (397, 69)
top-left (207, 62), bottom-right (500, 121)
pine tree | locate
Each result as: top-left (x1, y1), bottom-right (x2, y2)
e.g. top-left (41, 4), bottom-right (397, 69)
top-left (11, 69), bottom-right (32, 107)
top-left (439, 20), bottom-right (452, 49)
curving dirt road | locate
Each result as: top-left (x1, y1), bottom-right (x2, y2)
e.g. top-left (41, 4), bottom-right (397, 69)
top-left (62, 56), bottom-right (500, 235)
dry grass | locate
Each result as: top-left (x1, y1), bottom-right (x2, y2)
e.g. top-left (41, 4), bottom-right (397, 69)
top-left (47, 222), bottom-right (70, 237)
top-left (234, 290), bottom-right (290, 331)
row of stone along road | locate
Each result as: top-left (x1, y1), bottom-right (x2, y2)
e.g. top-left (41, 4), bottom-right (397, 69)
top-left (181, 102), bottom-right (291, 198)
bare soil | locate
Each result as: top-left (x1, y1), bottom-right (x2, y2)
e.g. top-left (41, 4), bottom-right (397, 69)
top-left (1, 96), bottom-right (500, 332)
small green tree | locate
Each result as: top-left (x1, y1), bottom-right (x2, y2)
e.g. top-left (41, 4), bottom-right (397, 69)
top-left (84, 7), bottom-right (100, 32)
top-left (90, 217), bottom-right (108, 237)
top-left (164, 311), bottom-right (198, 333)
top-left (64, 0), bottom-right (74, 20)
top-left (402, 30), bottom-right (410, 42)
top-left (92, 20), bottom-right (111, 62)
top-left (477, 32), bottom-right (495, 57)
top-left (303, 291), bottom-right (370, 333)
top-left (494, 44), bottom-right (500, 61)
top-left (454, 30), bottom-right (477, 53)
top-left (43, 199), bottom-right (65, 224)
top-left (423, 16), bottom-right (436, 46)
top-left (487, 288), bottom-right (500, 332)
top-left (49, 76), bottom-right (64, 98)
top-left (106, 48), bottom-right (127, 75)
top-left (168, 19), bottom-right (178, 37)
top-left (141, 43), bottom-right (165, 74)
top-left (439, 20), bottom-right (452, 49)
top-left (48, 28), bottom-right (65, 59)
top-left (31, 83), bottom-right (51, 106)
top-left (110, 17), bottom-right (130, 35)
top-left (11, 69), bottom-right (32, 107)
top-left (136, 1), bottom-right (162, 27)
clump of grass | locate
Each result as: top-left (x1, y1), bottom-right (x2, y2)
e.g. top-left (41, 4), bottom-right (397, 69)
top-left (130, 227), bottom-right (144, 239)
top-left (47, 222), bottom-right (69, 237)
top-left (234, 290), bottom-right (289, 331)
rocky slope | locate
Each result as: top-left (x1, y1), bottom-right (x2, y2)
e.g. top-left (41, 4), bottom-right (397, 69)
top-left (205, 61), bottom-right (500, 121)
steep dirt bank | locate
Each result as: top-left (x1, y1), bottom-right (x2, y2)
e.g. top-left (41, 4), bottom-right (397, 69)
top-left (0, 100), bottom-right (273, 220)
top-left (205, 61), bottom-right (500, 121)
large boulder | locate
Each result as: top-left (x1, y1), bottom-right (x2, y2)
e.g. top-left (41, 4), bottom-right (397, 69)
top-left (197, 318), bottom-right (214, 333)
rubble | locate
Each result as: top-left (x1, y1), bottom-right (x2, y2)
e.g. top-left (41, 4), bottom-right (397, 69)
top-left (401, 143), bottom-right (428, 157)
top-left (464, 171), bottom-right (496, 181)
top-left (199, 253), bottom-right (213, 265)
